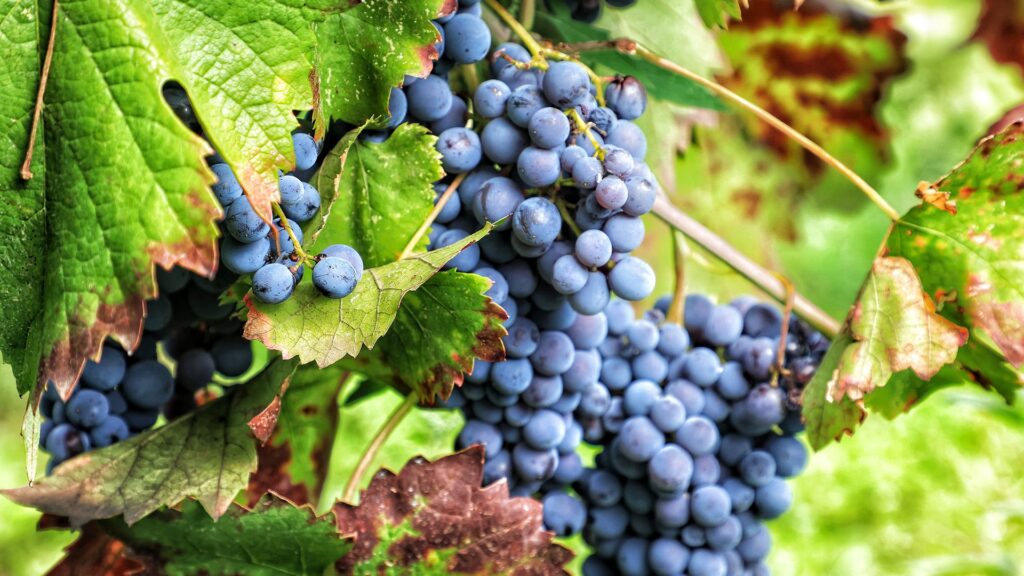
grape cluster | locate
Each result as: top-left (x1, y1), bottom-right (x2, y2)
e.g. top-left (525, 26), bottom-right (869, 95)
top-left (39, 267), bottom-right (255, 471)
top-left (565, 0), bottom-right (639, 23)
top-left (574, 296), bottom-right (826, 576)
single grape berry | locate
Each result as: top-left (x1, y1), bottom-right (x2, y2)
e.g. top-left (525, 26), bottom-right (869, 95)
top-left (312, 257), bottom-right (358, 299)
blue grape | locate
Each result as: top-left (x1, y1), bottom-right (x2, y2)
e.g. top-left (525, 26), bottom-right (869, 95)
top-left (472, 267), bottom-right (508, 303)
top-left (66, 389), bottom-right (109, 428)
top-left (121, 360), bottom-right (174, 409)
top-left (645, 539), bottom-right (687, 576)
top-left (600, 356), bottom-right (633, 392)
top-left (211, 336), bottom-right (253, 377)
top-left (743, 303), bottom-right (783, 338)
top-left (504, 403), bottom-right (533, 427)
top-left (565, 313), bottom-right (608, 350)
top-left (737, 524), bottom-right (771, 563)
top-left (765, 435), bottom-right (808, 478)
top-left (704, 305), bottom-right (744, 347)
top-left (618, 416), bottom-right (664, 462)
top-left (623, 379), bottom-right (661, 416)
top-left (387, 87), bottom-right (407, 128)
top-left (534, 299), bottom-right (577, 331)
top-left (123, 408), bottom-right (160, 431)
top-left (483, 449), bottom-right (511, 485)
top-left (82, 346), bottom-right (126, 391)
top-left (457, 419), bottom-right (502, 457)
top-left (279, 174), bottom-right (304, 206)
top-left (605, 76), bottom-right (647, 120)
top-left (506, 84), bottom-right (547, 127)
top-left (490, 42), bottom-right (530, 76)
top-left (677, 416), bottom-right (720, 456)
top-left (431, 20), bottom-right (445, 56)
top-left (589, 505), bottom-right (630, 540)
top-left (723, 478), bottom-right (755, 513)
top-left (543, 492), bottom-right (587, 536)
top-left (626, 319), bottom-right (659, 352)
top-left (569, 272), bottom-right (610, 315)
top-left (512, 443), bottom-right (559, 482)
top-left (430, 95), bottom-right (468, 134)
top-left (473, 79), bottom-right (511, 119)
top-left (551, 254), bottom-right (589, 295)
top-left (650, 396), bottom-right (686, 432)
top-left (176, 349), bottom-right (215, 392)
top-left (702, 389), bottom-right (730, 423)
top-left (210, 163), bottom-right (243, 207)
top-left (473, 177), bottom-right (524, 229)
top-left (312, 257), bottom-right (358, 298)
top-left (575, 230), bottom-right (612, 267)
top-left (490, 358), bottom-right (533, 395)
top-left (252, 262), bottom-right (295, 303)
top-left (589, 106), bottom-right (618, 134)
top-left (530, 331), bottom-right (575, 375)
top-left (221, 235), bottom-right (270, 274)
top-left (406, 75), bottom-right (453, 121)
top-left (607, 120), bottom-right (647, 160)
top-left (594, 176), bottom-right (628, 210)
top-left (292, 132), bottom-right (318, 171)
top-left (443, 14), bottom-right (490, 63)
top-left (684, 347), bottom-right (723, 387)
top-left (632, 351), bottom-right (668, 382)
top-left (554, 449), bottom-right (585, 485)
top-left (608, 256), bottom-right (655, 301)
top-left (692, 454), bottom-right (721, 487)
top-left (688, 549), bottom-right (727, 576)
top-left (654, 493), bottom-right (690, 528)
top-left (691, 485), bottom-right (732, 527)
top-left (512, 197), bottom-right (561, 247)
top-left (435, 228), bottom-right (480, 271)
top-left (281, 182), bottom-right (321, 222)
top-left (542, 61), bottom-right (591, 108)
top-left (684, 294), bottom-right (714, 338)
top-left (622, 173), bottom-right (656, 219)
top-left (730, 384), bottom-right (786, 436)
top-left (433, 183), bottom-right (462, 224)
top-left (718, 434), bottom-right (753, 468)
top-left (755, 479), bottom-right (792, 520)
top-left (89, 416), bottom-right (130, 448)
top-left (572, 156), bottom-right (603, 189)
top-left (528, 107), bottom-right (571, 149)
top-left (577, 382), bottom-right (611, 418)
top-left (104, 390), bottom-right (127, 415)
top-left (605, 299), bottom-right (635, 335)
top-left (647, 444), bottom-right (694, 494)
top-left (561, 145), bottom-right (588, 174)
top-left (436, 127), bottom-right (481, 173)
top-left (682, 525), bottom-right (707, 548)
top-left (224, 196), bottom-right (270, 243)
top-left (517, 146), bottom-right (561, 187)
top-left (522, 375), bottom-right (563, 408)
top-left (575, 130), bottom-right (605, 156)
top-left (715, 362), bottom-right (750, 400)
top-left (45, 423), bottom-right (90, 462)
top-left (602, 147), bottom-right (635, 178)
top-left (497, 259), bottom-right (537, 299)
top-left (523, 409), bottom-right (567, 450)
top-left (616, 537), bottom-right (649, 576)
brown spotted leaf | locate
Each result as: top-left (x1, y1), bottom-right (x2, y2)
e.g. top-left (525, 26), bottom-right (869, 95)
top-left (3, 359), bottom-right (297, 525)
top-left (338, 271), bottom-right (507, 403)
top-left (333, 447), bottom-right (572, 575)
top-left (45, 523), bottom-right (147, 576)
top-left (971, 0), bottom-right (1024, 72)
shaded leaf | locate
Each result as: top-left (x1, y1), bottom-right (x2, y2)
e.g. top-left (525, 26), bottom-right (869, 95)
top-left (339, 271), bottom-right (507, 402)
top-left (826, 256), bottom-right (968, 403)
top-left (46, 523), bottom-right (146, 576)
top-left (310, 123), bottom-right (442, 267)
top-left (306, 123), bottom-right (366, 246)
top-left (971, 0), bottom-right (1024, 72)
top-left (314, 0), bottom-right (448, 129)
top-left (3, 359), bottom-right (297, 524)
top-left (244, 224), bottom-right (493, 367)
top-left (802, 334), bottom-right (866, 451)
top-left (107, 497), bottom-right (350, 576)
top-left (333, 447), bottom-right (572, 575)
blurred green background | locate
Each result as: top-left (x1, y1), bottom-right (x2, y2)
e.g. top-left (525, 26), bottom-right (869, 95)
top-left (3, 0), bottom-right (1024, 574)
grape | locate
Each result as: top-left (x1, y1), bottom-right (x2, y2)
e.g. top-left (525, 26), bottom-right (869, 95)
top-left (606, 120), bottom-right (647, 160)
top-left (754, 478), bottom-right (792, 519)
top-left (435, 229), bottom-right (480, 271)
top-left (490, 358), bottom-right (533, 395)
top-left (605, 76), bottom-right (647, 120)
top-left (292, 132), bottom-right (318, 171)
top-left (522, 375), bottom-right (563, 408)
top-left (430, 95), bottom-right (469, 134)
top-left (739, 450), bottom-right (776, 488)
top-left (714, 362), bottom-right (750, 401)
top-left (737, 524), bottom-right (771, 562)
top-left (572, 156), bottom-right (603, 189)
top-left (618, 416), bottom-right (664, 462)
top-left (677, 416), bottom-right (720, 456)
top-left (647, 444), bottom-right (693, 494)
top-left (623, 380), bottom-right (661, 416)
top-left (252, 262), bottom-right (295, 304)
top-left (534, 300), bottom-right (577, 331)
top-left (490, 42), bottom-right (530, 76)
top-left (506, 84), bottom-right (547, 127)
top-left (653, 493), bottom-right (689, 528)
top-left (176, 349), bottom-right (215, 392)
top-left (457, 419), bottom-right (502, 457)
top-left (89, 416), bottom-right (130, 448)
top-left (82, 346), bottom-right (126, 391)
top-left (554, 449), bottom-right (585, 484)
top-left (561, 145), bottom-right (588, 174)
top-left (602, 147), bottom-right (635, 178)
top-left (575, 129), bottom-right (605, 156)
top-left (282, 182), bottom-right (321, 222)
top-left (681, 525), bottom-right (707, 548)
top-left (622, 172), bottom-right (656, 216)
top-left (531, 331), bottom-right (576, 375)
top-left (542, 61), bottom-right (591, 108)
top-left (688, 549), bottom-right (727, 576)
top-left (473, 177), bottom-right (524, 229)
top-left (483, 449), bottom-right (511, 486)
top-left (104, 390), bottom-right (127, 415)
top-left (730, 384), bottom-right (786, 436)
top-left (512, 197), bottom-right (561, 247)
top-left (211, 336), bottom-right (253, 377)
top-left (684, 348), bottom-right (723, 387)
top-left (616, 537), bottom-right (648, 576)
top-left (528, 107), bottom-right (571, 149)
top-left (704, 305), bottom-right (744, 347)
top-left (646, 538), bottom-right (688, 576)
top-left (608, 257), bottom-right (655, 301)
top-left (210, 163), bottom-right (243, 207)
top-left (278, 174), bottom-right (304, 207)
top-left (66, 389), bottom-right (109, 428)
top-left (603, 300), bottom-right (634, 335)
top-left (543, 493), bottom-right (587, 537)
top-left (45, 424), bottom-right (91, 463)
top-left (443, 14), bottom-right (491, 64)
top-left (406, 75), bottom-right (453, 121)
top-left (436, 127), bottom-right (481, 173)
top-left (311, 257), bottom-right (358, 298)
top-left (575, 230), bottom-right (612, 267)
top-left (497, 260), bottom-right (537, 299)
top-left (551, 254), bottom-right (589, 295)
top-left (387, 87), bottom-right (407, 128)
top-left (221, 235), bottom-right (270, 274)
top-left (569, 272), bottom-right (610, 315)
top-left (157, 267), bottom-right (190, 293)
top-left (684, 294), bottom-right (714, 338)
top-left (473, 80), bottom-right (511, 119)
top-left (723, 478), bottom-right (755, 514)
top-left (431, 20), bottom-right (445, 56)
top-left (589, 505), bottom-right (630, 540)
top-left (765, 435), bottom-right (807, 478)
top-left (224, 196), bottom-right (270, 243)
top-left (512, 444), bottom-right (559, 482)
top-left (121, 360), bottom-right (174, 409)
top-left (649, 396), bottom-right (686, 433)
top-left (594, 175), bottom-right (628, 210)
top-left (517, 146), bottom-right (561, 187)
top-left (691, 485), bottom-right (731, 527)
top-left (577, 382), bottom-right (611, 419)
top-left (718, 434), bottom-right (753, 469)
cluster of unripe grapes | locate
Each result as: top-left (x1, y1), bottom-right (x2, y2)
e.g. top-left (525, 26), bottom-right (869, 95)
top-left (39, 267), bottom-right (254, 471)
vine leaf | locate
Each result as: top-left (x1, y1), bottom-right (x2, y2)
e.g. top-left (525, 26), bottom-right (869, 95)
top-left (310, 123), bottom-right (442, 267)
top-left (339, 271), bottom-right (507, 402)
top-left (45, 522), bottom-right (147, 576)
top-left (2, 359), bottom-right (297, 525)
top-left (695, 0), bottom-right (743, 29)
top-left (333, 447), bottom-right (573, 574)
top-left (971, 0), bottom-right (1024, 72)
top-left (313, 0), bottom-right (451, 130)
top-left (825, 256), bottom-right (968, 403)
top-left (104, 497), bottom-right (350, 576)
top-left (804, 123), bottom-right (1024, 449)
top-left (243, 224), bottom-right (493, 368)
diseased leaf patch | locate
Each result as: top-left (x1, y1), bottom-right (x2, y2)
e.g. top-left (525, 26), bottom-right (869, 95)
top-left (3, 359), bottom-right (297, 525)
top-left (333, 447), bottom-right (572, 575)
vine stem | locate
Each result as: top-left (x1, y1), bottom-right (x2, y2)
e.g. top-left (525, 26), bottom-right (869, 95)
top-left (666, 230), bottom-right (687, 325)
top-left (20, 0), bottom-right (59, 180)
top-left (555, 197), bottom-right (582, 237)
top-left (400, 172), bottom-right (467, 259)
top-left (575, 39), bottom-right (902, 222)
top-left (519, 0), bottom-right (536, 31)
top-left (272, 203), bottom-right (310, 264)
top-left (566, 108), bottom-right (604, 160)
top-left (652, 194), bottom-right (841, 339)
top-left (484, 0), bottom-right (545, 61)
top-left (342, 391), bottom-right (417, 504)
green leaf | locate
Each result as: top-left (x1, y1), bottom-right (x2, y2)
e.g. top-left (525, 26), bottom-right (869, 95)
top-left (107, 497), bottom-right (350, 576)
top-left (695, 0), bottom-right (742, 29)
top-left (334, 448), bottom-right (573, 574)
top-left (243, 224), bottom-right (493, 367)
top-left (310, 123), bottom-right (442, 267)
top-left (802, 334), bottom-right (865, 451)
top-left (339, 271), bottom-right (507, 402)
top-left (2, 359), bottom-right (297, 524)
top-left (314, 0), bottom-right (447, 128)
top-left (532, 7), bottom-right (722, 110)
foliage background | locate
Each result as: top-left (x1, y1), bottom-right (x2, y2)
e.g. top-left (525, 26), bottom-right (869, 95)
top-left (1, 0), bottom-right (1023, 573)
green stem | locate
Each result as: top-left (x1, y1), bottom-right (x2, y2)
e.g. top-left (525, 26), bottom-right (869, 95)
top-left (342, 392), bottom-right (417, 504)
top-left (484, 0), bottom-right (545, 60)
top-left (666, 230), bottom-right (686, 325)
top-left (556, 198), bottom-right (582, 238)
top-left (519, 0), bottom-right (536, 31)
top-left (272, 203), bottom-right (310, 264)
top-left (566, 108), bottom-right (604, 160)
top-left (400, 172), bottom-right (468, 259)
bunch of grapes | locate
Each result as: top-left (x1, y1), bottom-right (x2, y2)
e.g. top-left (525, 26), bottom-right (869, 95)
top-left (563, 0), bottom-right (639, 23)
top-left (39, 267), bottom-right (255, 472)
top-left (572, 295), bottom-right (826, 576)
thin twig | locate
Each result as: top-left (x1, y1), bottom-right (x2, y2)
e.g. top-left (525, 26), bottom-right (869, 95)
top-left (272, 203), bottom-right (309, 263)
top-left (576, 39), bottom-right (902, 222)
top-left (652, 194), bottom-right (841, 338)
top-left (770, 272), bottom-right (796, 387)
top-left (519, 0), bottom-right (536, 31)
top-left (400, 172), bottom-right (467, 259)
top-left (666, 230), bottom-right (687, 325)
top-left (20, 0), bottom-right (60, 180)
top-left (342, 391), bottom-right (417, 504)
top-left (566, 108), bottom-right (604, 160)
top-left (484, 0), bottom-right (545, 60)
top-left (555, 197), bottom-right (582, 237)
